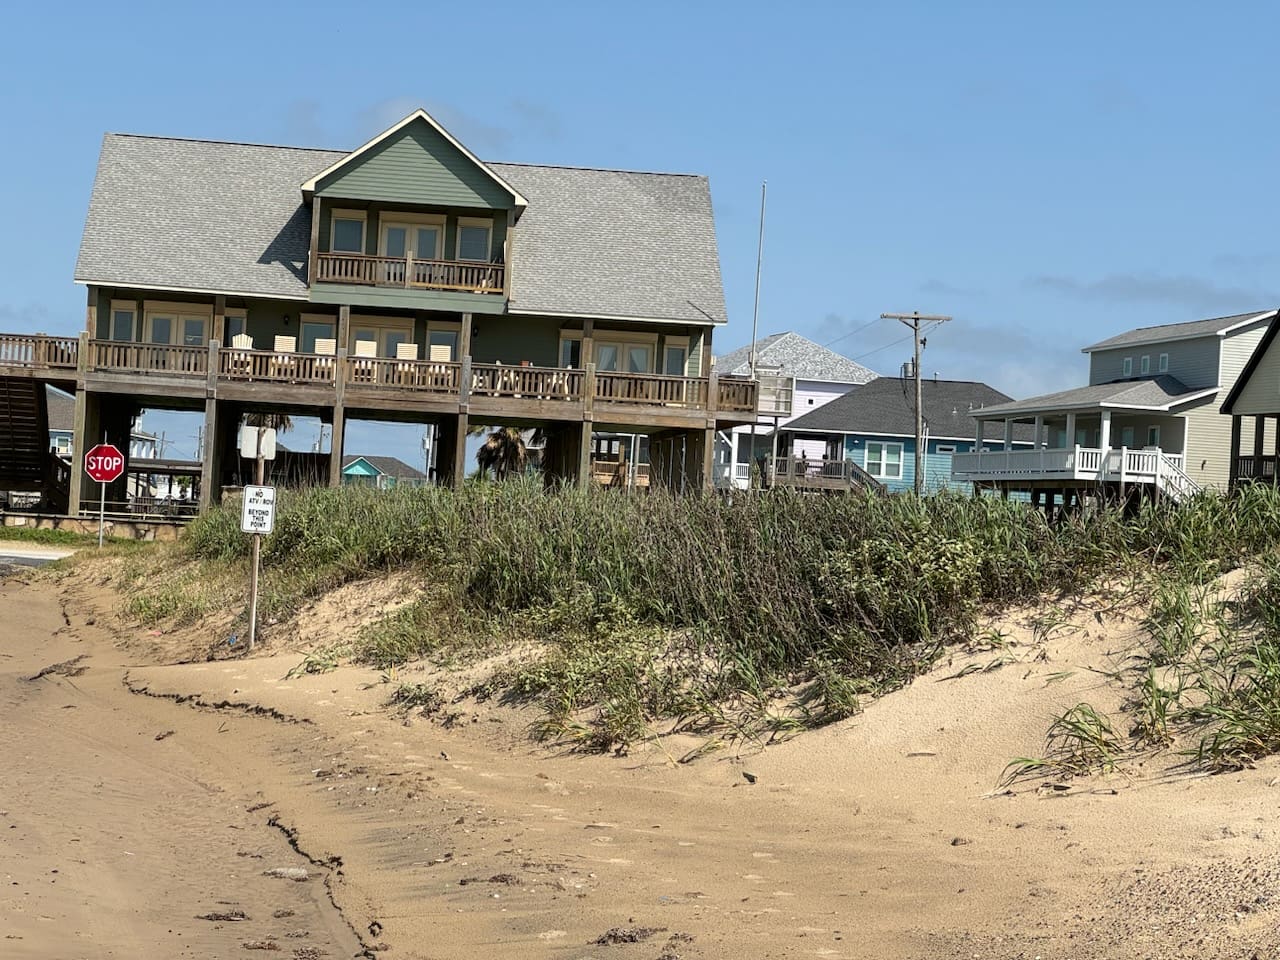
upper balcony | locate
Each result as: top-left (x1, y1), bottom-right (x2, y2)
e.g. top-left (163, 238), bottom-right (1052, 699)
top-left (314, 251), bottom-right (504, 298)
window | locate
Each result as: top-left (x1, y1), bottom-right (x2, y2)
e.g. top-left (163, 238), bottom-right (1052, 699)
top-left (935, 444), bottom-right (957, 454)
top-left (381, 217), bottom-right (444, 261)
top-left (1123, 357), bottom-right (1133, 377)
top-left (225, 311), bottom-right (247, 344)
top-left (110, 302), bottom-right (136, 341)
top-left (594, 340), bottom-right (655, 374)
top-left (331, 210), bottom-right (366, 254)
top-left (1159, 353), bottom-right (1169, 373)
top-left (456, 218), bottom-right (492, 261)
top-left (663, 343), bottom-right (687, 376)
top-left (299, 316), bottom-right (336, 354)
top-left (1147, 425), bottom-right (1161, 448)
top-left (427, 322), bottom-right (460, 361)
top-left (1121, 426), bottom-right (1135, 447)
top-left (350, 316), bottom-right (413, 358)
top-left (559, 335), bottom-right (582, 369)
top-left (143, 303), bottom-right (209, 346)
top-left (1140, 355), bottom-right (1150, 375)
top-left (54, 435), bottom-right (72, 456)
top-left (625, 344), bottom-right (652, 374)
top-left (865, 441), bottom-right (904, 479)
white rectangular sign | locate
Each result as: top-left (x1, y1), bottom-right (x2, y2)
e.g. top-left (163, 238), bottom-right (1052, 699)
top-left (240, 485), bottom-right (277, 535)
top-left (238, 426), bottom-right (277, 460)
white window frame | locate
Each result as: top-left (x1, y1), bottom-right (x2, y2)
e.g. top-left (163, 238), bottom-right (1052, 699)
top-left (455, 216), bottom-right (493, 262)
top-left (558, 332), bottom-right (583, 369)
top-left (864, 440), bottom-right (904, 480)
top-left (1158, 353), bottom-right (1169, 373)
top-left (935, 444), bottom-right (957, 454)
top-left (53, 434), bottom-right (73, 456)
top-left (1140, 355), bottom-right (1150, 375)
top-left (1147, 425), bottom-right (1161, 448)
top-left (1123, 356), bottom-right (1133, 377)
top-left (426, 320), bottom-right (462, 361)
top-left (330, 208), bottom-right (367, 255)
top-left (109, 299), bottom-right (137, 341)
top-left (350, 315), bottom-right (414, 358)
top-left (298, 313), bottom-right (337, 354)
top-left (662, 335), bottom-right (690, 377)
top-left (142, 301), bottom-right (211, 347)
top-left (379, 212), bottom-right (446, 260)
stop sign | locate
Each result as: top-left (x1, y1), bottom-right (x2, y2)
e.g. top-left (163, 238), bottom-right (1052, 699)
top-left (85, 443), bottom-right (125, 483)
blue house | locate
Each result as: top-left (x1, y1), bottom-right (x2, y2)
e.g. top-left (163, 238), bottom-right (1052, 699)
top-left (778, 377), bottom-right (1036, 494)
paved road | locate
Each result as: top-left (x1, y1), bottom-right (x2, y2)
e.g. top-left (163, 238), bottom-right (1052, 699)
top-left (0, 543), bottom-right (74, 570)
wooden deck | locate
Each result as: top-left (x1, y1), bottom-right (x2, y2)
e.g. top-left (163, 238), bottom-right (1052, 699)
top-left (767, 457), bottom-right (882, 493)
top-left (315, 252), bottom-right (505, 295)
top-left (0, 334), bottom-right (759, 425)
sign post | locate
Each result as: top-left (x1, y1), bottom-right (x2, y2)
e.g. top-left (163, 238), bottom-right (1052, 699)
top-left (84, 441), bottom-right (125, 549)
top-left (239, 423), bottom-right (278, 652)
top-left (240, 483), bottom-right (276, 651)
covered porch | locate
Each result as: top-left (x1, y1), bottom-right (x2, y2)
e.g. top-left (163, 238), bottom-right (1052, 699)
top-left (952, 383), bottom-right (1204, 503)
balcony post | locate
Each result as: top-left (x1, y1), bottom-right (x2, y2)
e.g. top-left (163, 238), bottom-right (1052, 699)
top-left (1033, 415), bottom-right (1044, 449)
top-left (579, 362), bottom-right (597, 489)
top-left (1099, 410), bottom-right (1112, 460)
top-left (329, 348), bottom-right (347, 488)
top-left (308, 195), bottom-right (321, 286)
top-left (405, 249), bottom-right (413, 290)
top-left (199, 397), bottom-right (219, 511)
top-left (1254, 414), bottom-right (1266, 469)
top-left (84, 284), bottom-right (98, 336)
top-left (206, 338), bottom-right (219, 396)
top-left (1065, 412), bottom-right (1077, 449)
top-left (460, 312), bottom-right (473, 361)
top-left (337, 305), bottom-right (350, 353)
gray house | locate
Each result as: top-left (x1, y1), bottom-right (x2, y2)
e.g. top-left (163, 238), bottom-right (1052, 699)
top-left (952, 310), bottom-right (1276, 501)
top-left (714, 332), bottom-right (878, 488)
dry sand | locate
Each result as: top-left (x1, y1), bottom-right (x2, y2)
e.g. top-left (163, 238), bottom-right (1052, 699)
top-left (4, 564), bottom-right (1280, 959)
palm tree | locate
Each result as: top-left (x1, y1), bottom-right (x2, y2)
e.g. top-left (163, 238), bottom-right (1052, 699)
top-left (475, 426), bottom-right (528, 480)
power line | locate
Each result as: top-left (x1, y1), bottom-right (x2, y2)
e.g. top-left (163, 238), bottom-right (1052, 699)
top-left (881, 311), bottom-right (953, 496)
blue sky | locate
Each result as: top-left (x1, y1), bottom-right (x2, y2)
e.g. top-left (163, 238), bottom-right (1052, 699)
top-left (3, 2), bottom-right (1280, 460)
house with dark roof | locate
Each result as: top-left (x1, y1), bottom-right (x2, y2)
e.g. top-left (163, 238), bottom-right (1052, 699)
top-left (952, 310), bottom-right (1276, 502)
top-left (779, 378), bottom-right (1035, 494)
top-left (713, 332), bottom-right (877, 488)
top-left (0, 107), bottom-right (760, 515)
top-left (341, 454), bottom-right (427, 489)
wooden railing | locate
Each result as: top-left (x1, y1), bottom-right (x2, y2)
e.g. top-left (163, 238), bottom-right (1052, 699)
top-left (471, 364), bottom-right (584, 400)
top-left (769, 457), bottom-right (882, 491)
top-left (346, 358), bottom-right (461, 394)
top-left (218, 348), bottom-right (336, 383)
top-left (0, 334), bottom-right (79, 370)
top-left (315, 252), bottom-right (505, 295)
top-left (594, 371), bottom-right (709, 407)
top-left (90, 340), bottom-right (208, 376)
top-left (716, 376), bottom-right (758, 413)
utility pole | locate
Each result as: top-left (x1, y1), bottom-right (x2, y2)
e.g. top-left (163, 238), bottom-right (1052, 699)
top-left (747, 180), bottom-right (767, 488)
top-left (880, 311), bottom-right (951, 495)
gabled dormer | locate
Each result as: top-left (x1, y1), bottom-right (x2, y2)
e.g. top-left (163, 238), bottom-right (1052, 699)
top-left (303, 109), bottom-right (527, 314)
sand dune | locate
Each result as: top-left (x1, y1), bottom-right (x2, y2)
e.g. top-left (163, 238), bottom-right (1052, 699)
top-left (4, 567), bottom-right (1280, 958)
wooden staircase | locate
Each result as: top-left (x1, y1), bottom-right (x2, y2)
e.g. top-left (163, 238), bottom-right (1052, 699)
top-left (0, 378), bottom-right (67, 512)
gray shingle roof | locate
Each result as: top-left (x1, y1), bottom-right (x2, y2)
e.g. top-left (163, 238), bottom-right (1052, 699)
top-left (1082, 311), bottom-right (1275, 352)
top-left (784, 378), bottom-right (1036, 441)
top-left (342, 455), bottom-right (427, 479)
top-left (46, 387), bottom-right (74, 433)
top-left (970, 376), bottom-right (1215, 418)
top-left (74, 134), bottom-right (726, 324)
top-left (716, 332), bottom-right (878, 383)
top-left (491, 163), bottom-right (725, 324)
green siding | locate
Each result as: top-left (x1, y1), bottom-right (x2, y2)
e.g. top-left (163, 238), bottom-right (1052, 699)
top-left (316, 118), bottom-right (515, 209)
top-left (469, 315), bottom-right (563, 367)
top-left (308, 283), bottom-right (506, 315)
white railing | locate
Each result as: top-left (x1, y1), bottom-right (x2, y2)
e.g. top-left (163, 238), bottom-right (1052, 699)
top-left (952, 445), bottom-right (1198, 502)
